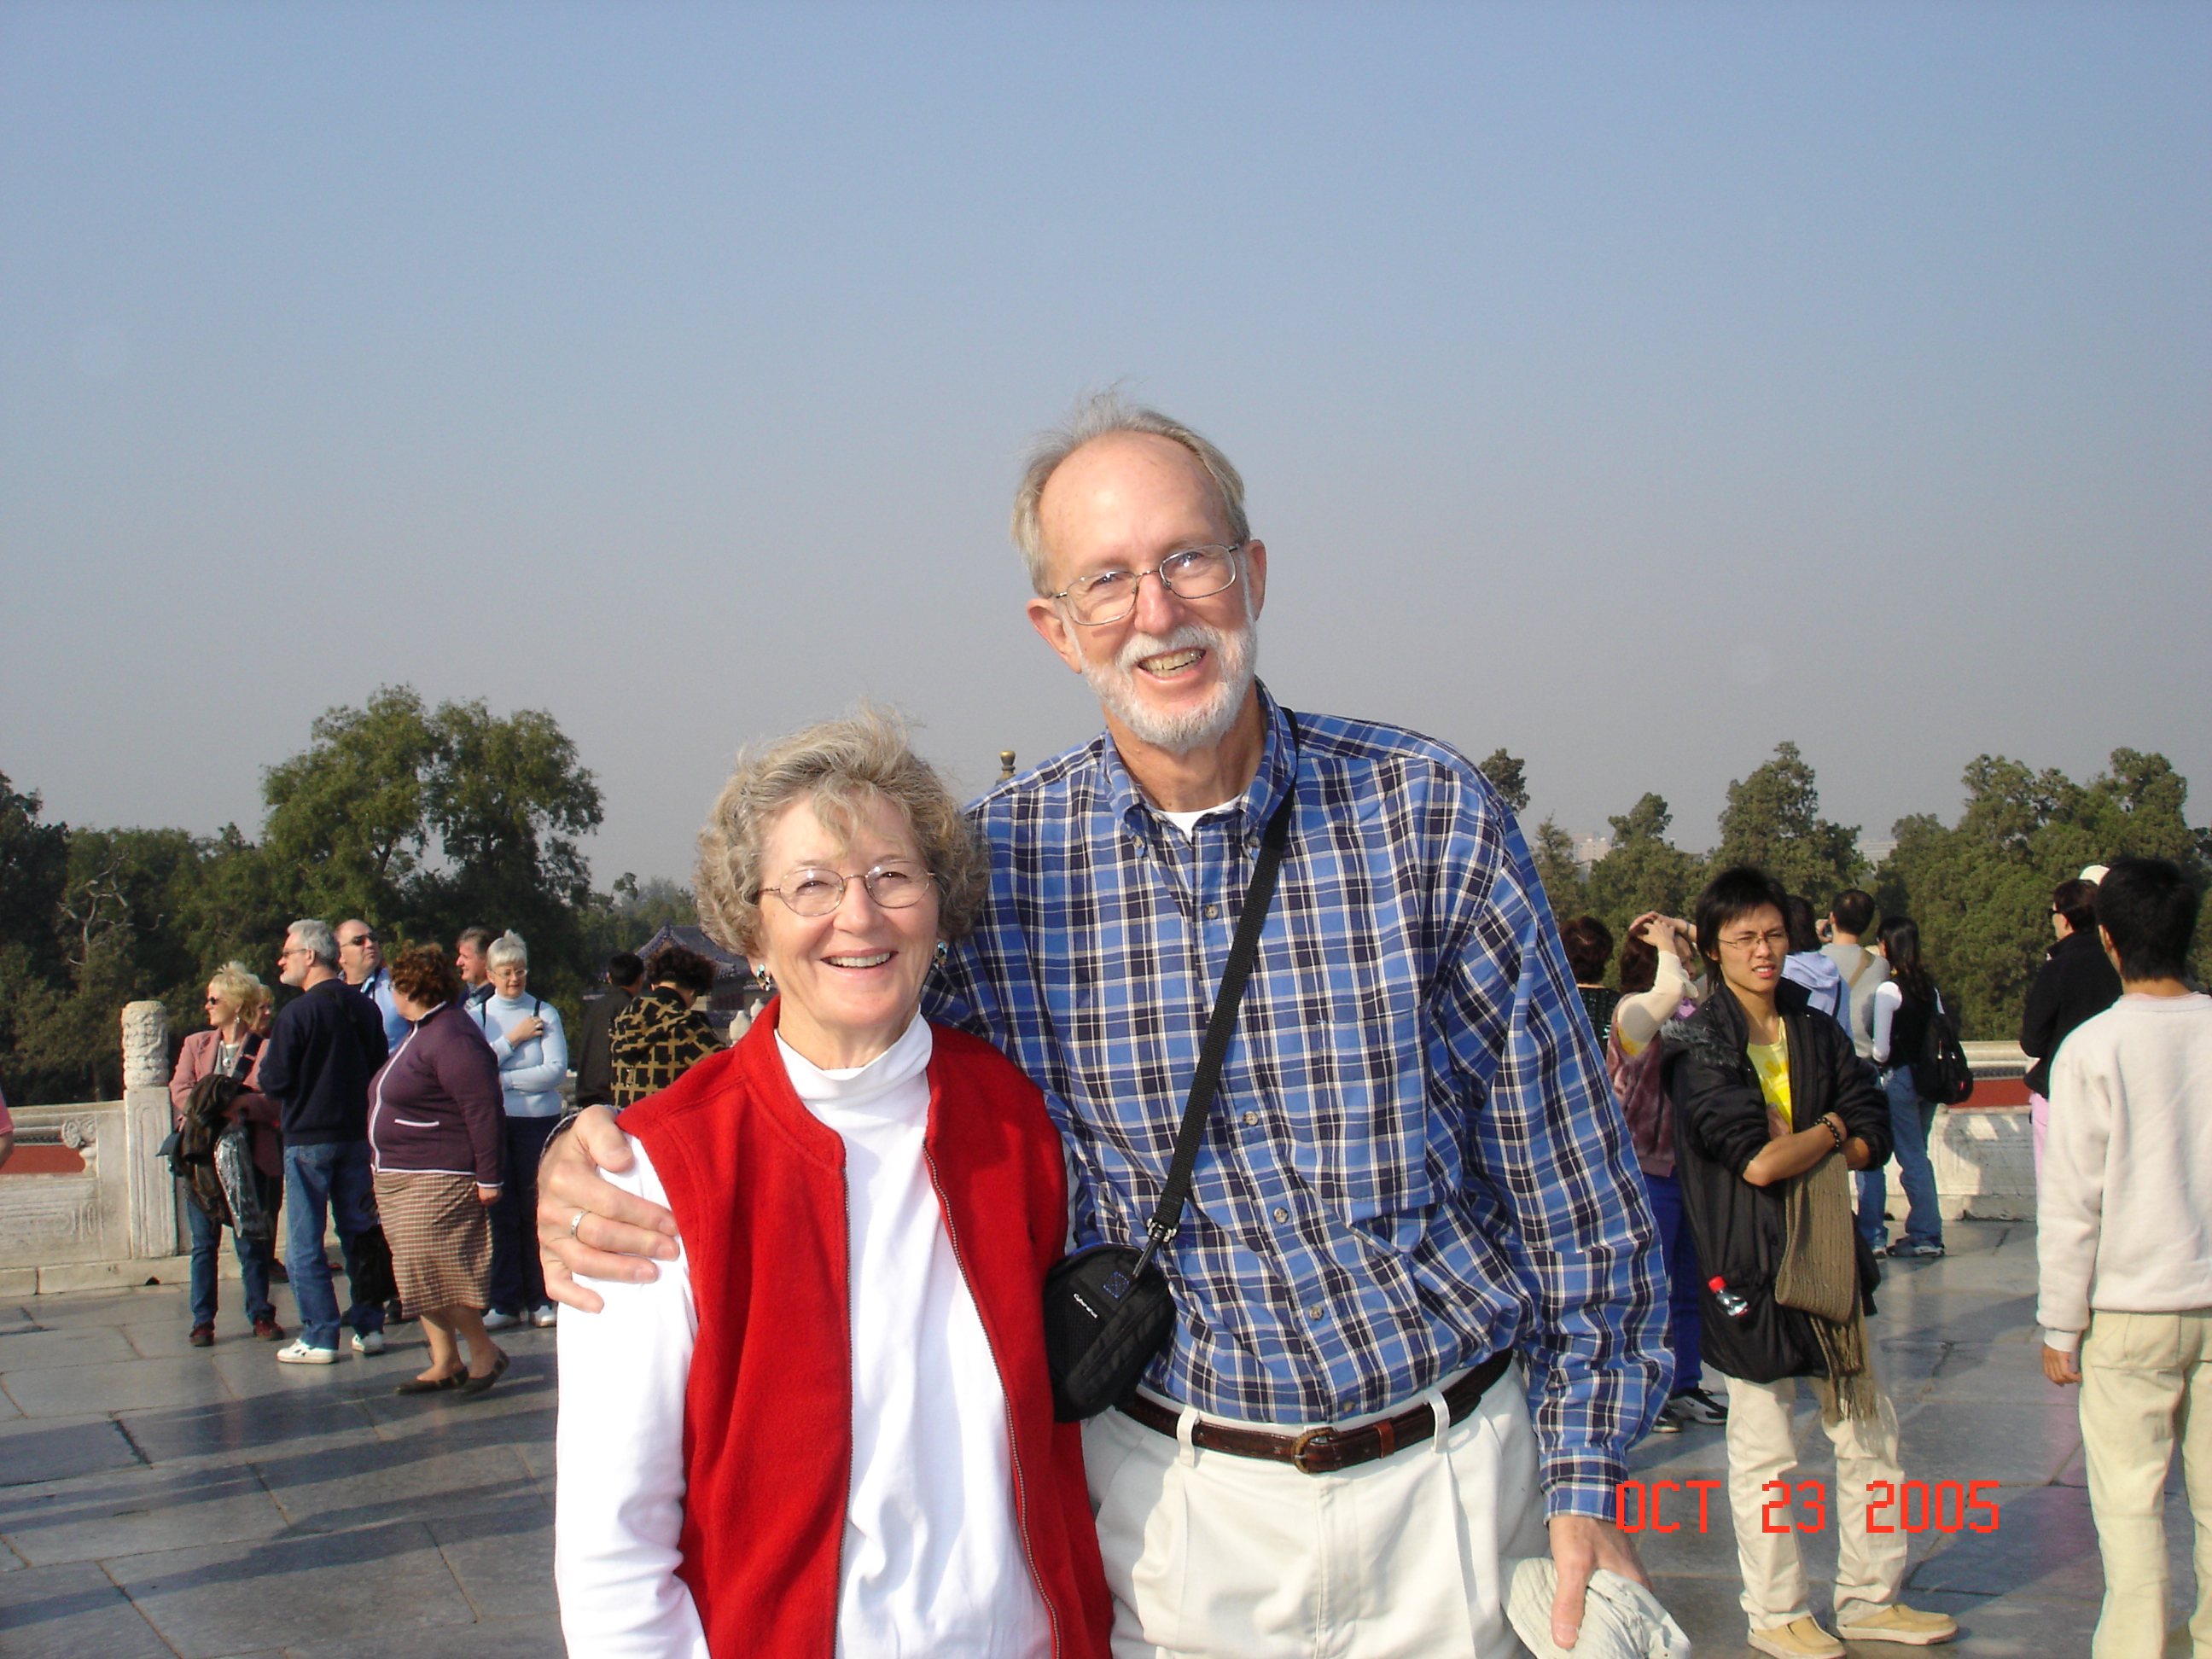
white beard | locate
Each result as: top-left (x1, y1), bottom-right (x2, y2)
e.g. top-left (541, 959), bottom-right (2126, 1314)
top-left (1081, 608), bottom-right (1260, 754)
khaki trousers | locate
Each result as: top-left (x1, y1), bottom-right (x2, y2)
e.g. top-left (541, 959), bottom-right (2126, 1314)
top-left (1082, 1371), bottom-right (1549, 1658)
top-left (1723, 1367), bottom-right (1907, 1629)
top-left (2078, 1308), bottom-right (2212, 1657)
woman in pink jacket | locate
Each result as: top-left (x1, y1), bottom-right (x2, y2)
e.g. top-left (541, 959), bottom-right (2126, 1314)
top-left (169, 962), bottom-right (285, 1348)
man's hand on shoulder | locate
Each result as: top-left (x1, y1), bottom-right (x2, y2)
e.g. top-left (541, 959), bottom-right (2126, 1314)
top-left (534, 1105), bottom-right (681, 1313)
top-left (1547, 1512), bottom-right (1650, 1650)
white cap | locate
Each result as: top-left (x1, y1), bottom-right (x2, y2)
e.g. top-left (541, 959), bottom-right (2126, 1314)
top-left (2080, 864), bottom-right (2110, 884)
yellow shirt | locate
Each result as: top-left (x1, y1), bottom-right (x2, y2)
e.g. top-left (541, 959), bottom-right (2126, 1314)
top-left (1748, 1028), bottom-right (1792, 1121)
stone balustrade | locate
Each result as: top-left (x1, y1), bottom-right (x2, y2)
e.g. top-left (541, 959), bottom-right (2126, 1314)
top-left (0, 1001), bottom-right (188, 1295)
top-left (0, 1012), bottom-right (2046, 1298)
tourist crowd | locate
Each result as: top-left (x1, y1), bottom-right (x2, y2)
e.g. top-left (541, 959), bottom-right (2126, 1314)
top-left (171, 915), bottom-right (730, 1391)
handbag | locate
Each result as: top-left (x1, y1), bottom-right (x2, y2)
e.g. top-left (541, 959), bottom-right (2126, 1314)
top-left (1043, 739), bottom-right (1298, 1421)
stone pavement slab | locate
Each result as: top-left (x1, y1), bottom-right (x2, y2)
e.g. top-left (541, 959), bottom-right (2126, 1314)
top-left (0, 1221), bottom-right (2200, 1655)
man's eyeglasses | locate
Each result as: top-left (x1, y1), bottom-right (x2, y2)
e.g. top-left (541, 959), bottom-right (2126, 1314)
top-left (1051, 544), bottom-right (1243, 627)
top-left (759, 863), bottom-right (934, 917)
top-left (341, 934), bottom-right (375, 948)
top-left (1717, 928), bottom-right (1790, 953)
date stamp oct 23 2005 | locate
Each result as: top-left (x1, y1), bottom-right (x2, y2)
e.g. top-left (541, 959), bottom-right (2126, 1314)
top-left (1614, 1479), bottom-right (2002, 1534)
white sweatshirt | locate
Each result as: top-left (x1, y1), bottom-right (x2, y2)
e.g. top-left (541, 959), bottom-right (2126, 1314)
top-left (2036, 992), bottom-right (2212, 1352)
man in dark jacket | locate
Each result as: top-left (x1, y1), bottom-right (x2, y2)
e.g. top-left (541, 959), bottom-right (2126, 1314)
top-left (2021, 876), bottom-right (2122, 1183)
top-left (258, 918), bottom-right (391, 1365)
top-left (1663, 867), bottom-right (1953, 1658)
top-left (570, 952), bottom-right (645, 1111)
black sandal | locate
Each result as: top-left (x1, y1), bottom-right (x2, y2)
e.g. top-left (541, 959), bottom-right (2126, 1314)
top-left (457, 1351), bottom-right (510, 1398)
top-left (393, 1373), bottom-right (464, 1395)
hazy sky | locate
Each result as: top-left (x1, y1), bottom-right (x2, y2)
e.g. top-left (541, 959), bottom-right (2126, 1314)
top-left (4, 2), bottom-right (2206, 887)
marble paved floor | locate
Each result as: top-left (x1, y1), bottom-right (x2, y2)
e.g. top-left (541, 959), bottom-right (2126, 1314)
top-left (0, 1222), bottom-right (2192, 1656)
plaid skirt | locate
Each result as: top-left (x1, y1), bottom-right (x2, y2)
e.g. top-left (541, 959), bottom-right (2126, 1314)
top-left (372, 1170), bottom-right (492, 1313)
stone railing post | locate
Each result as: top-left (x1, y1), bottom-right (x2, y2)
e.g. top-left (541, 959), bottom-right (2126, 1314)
top-left (120, 1000), bottom-right (179, 1258)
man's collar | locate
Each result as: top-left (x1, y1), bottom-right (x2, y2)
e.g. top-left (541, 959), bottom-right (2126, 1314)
top-left (1096, 682), bottom-right (1297, 845)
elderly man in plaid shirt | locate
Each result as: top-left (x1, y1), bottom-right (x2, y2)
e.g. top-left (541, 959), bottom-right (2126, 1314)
top-left (541, 393), bottom-right (1669, 1658)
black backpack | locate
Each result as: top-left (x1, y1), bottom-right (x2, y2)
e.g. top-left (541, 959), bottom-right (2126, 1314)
top-left (1912, 990), bottom-right (1976, 1107)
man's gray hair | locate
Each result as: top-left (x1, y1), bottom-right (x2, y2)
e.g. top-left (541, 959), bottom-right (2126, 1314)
top-left (1010, 388), bottom-right (1249, 595)
top-left (289, 918), bottom-right (338, 968)
top-left (486, 930), bottom-right (528, 971)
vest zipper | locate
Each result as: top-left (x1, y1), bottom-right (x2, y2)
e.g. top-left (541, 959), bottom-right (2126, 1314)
top-left (923, 1143), bottom-right (1062, 1659)
top-left (834, 1161), bottom-right (854, 1652)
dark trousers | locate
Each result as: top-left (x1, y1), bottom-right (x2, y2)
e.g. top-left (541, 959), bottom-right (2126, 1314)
top-left (1640, 1168), bottom-right (1706, 1391)
top-left (487, 1115), bottom-right (560, 1315)
top-left (187, 1199), bottom-right (276, 1330)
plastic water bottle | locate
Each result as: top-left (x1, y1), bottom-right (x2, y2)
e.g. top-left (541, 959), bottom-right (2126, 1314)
top-left (1707, 1276), bottom-right (1753, 1322)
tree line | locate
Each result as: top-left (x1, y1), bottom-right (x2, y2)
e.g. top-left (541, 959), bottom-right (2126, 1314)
top-left (0, 686), bottom-right (692, 1103)
top-left (4, 695), bottom-right (2206, 1103)
top-left (1493, 741), bottom-right (2211, 1040)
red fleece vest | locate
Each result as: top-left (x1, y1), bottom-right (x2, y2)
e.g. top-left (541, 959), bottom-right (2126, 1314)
top-left (620, 1007), bottom-right (1110, 1659)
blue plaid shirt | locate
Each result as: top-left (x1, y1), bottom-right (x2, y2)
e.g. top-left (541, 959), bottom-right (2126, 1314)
top-left (928, 686), bottom-right (1667, 1516)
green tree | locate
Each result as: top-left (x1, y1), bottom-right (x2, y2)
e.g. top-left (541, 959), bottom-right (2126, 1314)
top-left (1714, 742), bottom-right (1863, 905)
top-left (1587, 794), bottom-right (1708, 951)
top-left (1477, 748), bottom-right (1530, 817)
top-left (260, 685), bottom-right (441, 925)
top-left (1530, 815), bottom-right (1586, 923)
top-left (1876, 749), bottom-right (2210, 1038)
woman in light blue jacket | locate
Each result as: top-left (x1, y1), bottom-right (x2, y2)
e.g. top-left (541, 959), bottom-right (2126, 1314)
top-left (476, 931), bottom-right (569, 1329)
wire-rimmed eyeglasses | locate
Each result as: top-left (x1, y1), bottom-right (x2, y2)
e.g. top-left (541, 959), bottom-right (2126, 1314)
top-left (1050, 543), bottom-right (1243, 627)
top-left (758, 862), bottom-right (935, 917)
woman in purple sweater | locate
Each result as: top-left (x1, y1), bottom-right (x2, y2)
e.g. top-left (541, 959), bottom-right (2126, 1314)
top-left (369, 946), bottom-right (510, 1397)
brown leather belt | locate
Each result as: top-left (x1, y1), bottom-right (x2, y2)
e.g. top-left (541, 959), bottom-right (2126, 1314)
top-left (1116, 1349), bottom-right (1515, 1476)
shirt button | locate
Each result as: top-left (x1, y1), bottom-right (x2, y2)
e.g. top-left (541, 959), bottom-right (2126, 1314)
top-left (1204, 903), bottom-right (1220, 919)
top-left (1272, 1206), bottom-right (1289, 1224)
top-left (1307, 1305), bottom-right (1327, 1322)
top-left (1242, 1110), bottom-right (1259, 1127)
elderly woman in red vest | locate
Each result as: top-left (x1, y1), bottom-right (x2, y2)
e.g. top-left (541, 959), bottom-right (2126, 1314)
top-left (555, 710), bottom-right (1109, 1659)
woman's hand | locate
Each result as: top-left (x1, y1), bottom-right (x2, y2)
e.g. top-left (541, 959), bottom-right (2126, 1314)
top-left (504, 1015), bottom-right (545, 1045)
top-left (477, 1185), bottom-right (500, 1205)
top-left (536, 1108), bottom-right (681, 1313)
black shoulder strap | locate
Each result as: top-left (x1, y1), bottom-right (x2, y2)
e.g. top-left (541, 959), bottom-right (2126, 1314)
top-left (1132, 715), bottom-right (1299, 1276)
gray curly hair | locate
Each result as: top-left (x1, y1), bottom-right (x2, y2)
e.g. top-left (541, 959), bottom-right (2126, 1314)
top-left (696, 706), bottom-right (989, 959)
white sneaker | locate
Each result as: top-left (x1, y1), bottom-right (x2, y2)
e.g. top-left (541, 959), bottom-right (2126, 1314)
top-left (351, 1330), bottom-right (387, 1355)
top-left (481, 1309), bottom-right (521, 1330)
top-left (276, 1340), bottom-right (340, 1365)
top-left (532, 1304), bottom-right (559, 1328)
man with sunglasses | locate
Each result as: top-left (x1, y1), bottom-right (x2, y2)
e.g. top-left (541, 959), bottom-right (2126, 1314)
top-left (338, 920), bottom-right (410, 1049)
top-left (539, 394), bottom-right (1669, 1657)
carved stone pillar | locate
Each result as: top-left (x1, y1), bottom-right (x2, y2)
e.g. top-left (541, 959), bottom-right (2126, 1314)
top-left (120, 1000), bottom-right (181, 1258)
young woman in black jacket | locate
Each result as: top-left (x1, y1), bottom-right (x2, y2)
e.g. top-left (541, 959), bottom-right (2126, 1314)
top-left (2019, 875), bottom-right (2122, 1183)
top-left (1662, 867), bottom-right (1955, 1657)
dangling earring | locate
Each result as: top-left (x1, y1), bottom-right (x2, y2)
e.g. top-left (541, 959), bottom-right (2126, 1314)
top-left (933, 941), bottom-right (949, 968)
top-left (755, 965), bottom-right (775, 994)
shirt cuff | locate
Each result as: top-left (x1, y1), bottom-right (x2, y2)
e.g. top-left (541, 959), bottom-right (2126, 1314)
top-left (1545, 1461), bottom-right (1630, 1521)
top-left (2043, 1328), bottom-right (2083, 1354)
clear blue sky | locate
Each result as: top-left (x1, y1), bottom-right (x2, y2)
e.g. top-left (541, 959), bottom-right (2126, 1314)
top-left (4, 1), bottom-right (2206, 883)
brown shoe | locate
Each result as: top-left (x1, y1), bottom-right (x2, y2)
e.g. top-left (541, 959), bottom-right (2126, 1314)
top-left (253, 1317), bottom-right (284, 1342)
top-left (188, 1324), bottom-right (213, 1348)
top-left (1749, 1618), bottom-right (1845, 1658)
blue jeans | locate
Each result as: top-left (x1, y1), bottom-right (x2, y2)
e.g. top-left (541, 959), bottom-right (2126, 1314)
top-left (1641, 1169), bottom-right (1705, 1393)
top-left (488, 1115), bottom-right (559, 1316)
top-left (282, 1140), bottom-right (387, 1351)
top-left (186, 1199), bottom-right (275, 1330)
top-left (1860, 1068), bottom-right (1943, 1250)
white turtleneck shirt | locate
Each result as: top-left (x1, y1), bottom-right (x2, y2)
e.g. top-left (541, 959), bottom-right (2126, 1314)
top-left (556, 1014), bottom-right (1049, 1659)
